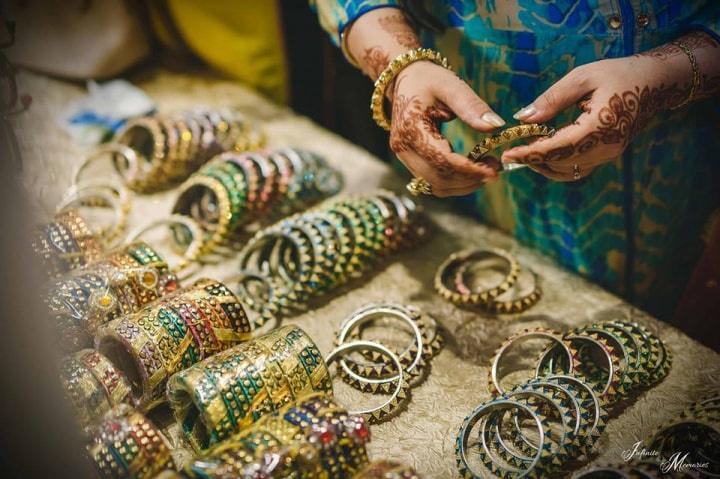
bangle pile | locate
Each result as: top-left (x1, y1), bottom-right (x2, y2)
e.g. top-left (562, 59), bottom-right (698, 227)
top-left (168, 325), bottom-right (410, 452)
top-left (59, 348), bottom-right (133, 432)
top-left (456, 320), bottom-right (671, 478)
top-left (76, 108), bottom-right (264, 193)
top-left (95, 278), bottom-right (252, 410)
top-left (235, 191), bottom-right (428, 327)
top-left (172, 148), bottom-right (342, 258)
top-left (47, 242), bottom-right (179, 351)
top-left (88, 404), bottom-right (175, 479)
top-left (32, 209), bottom-right (103, 278)
top-left (336, 303), bottom-right (443, 393)
top-left (435, 248), bottom-right (541, 314)
top-left (167, 325), bottom-right (333, 451)
top-left (177, 393), bottom-right (371, 478)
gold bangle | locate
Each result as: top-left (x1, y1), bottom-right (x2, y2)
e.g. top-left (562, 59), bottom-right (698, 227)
top-left (371, 48), bottom-right (451, 131)
top-left (670, 39), bottom-right (700, 110)
top-left (468, 124), bottom-right (556, 161)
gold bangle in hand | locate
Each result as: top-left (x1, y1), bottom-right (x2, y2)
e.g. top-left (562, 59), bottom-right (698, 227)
top-left (467, 124), bottom-right (556, 169)
top-left (371, 48), bottom-right (452, 131)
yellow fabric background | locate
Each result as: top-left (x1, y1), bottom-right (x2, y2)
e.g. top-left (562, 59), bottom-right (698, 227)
top-left (152, 0), bottom-right (289, 104)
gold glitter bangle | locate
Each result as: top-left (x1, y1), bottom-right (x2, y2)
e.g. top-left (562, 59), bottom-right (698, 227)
top-left (371, 48), bottom-right (451, 131)
top-left (467, 123), bottom-right (555, 162)
top-left (670, 39), bottom-right (700, 110)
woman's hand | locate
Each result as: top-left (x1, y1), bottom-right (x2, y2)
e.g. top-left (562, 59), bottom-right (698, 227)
top-left (387, 61), bottom-right (504, 196)
top-left (503, 31), bottom-right (720, 181)
top-left (345, 7), bottom-right (504, 197)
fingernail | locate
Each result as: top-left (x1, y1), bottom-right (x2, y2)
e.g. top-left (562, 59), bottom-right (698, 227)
top-left (480, 112), bottom-right (505, 127)
top-left (513, 104), bottom-right (537, 120)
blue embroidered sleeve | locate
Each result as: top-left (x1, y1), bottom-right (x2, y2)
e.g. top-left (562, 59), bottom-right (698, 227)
top-left (310, 0), bottom-right (400, 45)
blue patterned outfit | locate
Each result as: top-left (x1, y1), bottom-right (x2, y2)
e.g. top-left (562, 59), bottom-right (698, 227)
top-left (311, 0), bottom-right (720, 319)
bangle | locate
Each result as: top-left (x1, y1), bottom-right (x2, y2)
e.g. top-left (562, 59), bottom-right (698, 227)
top-left (88, 404), bottom-right (175, 479)
top-left (371, 48), bottom-right (451, 131)
top-left (95, 278), bottom-right (251, 411)
top-left (435, 248), bottom-right (520, 306)
top-left (670, 39), bottom-right (700, 110)
top-left (60, 349), bottom-right (133, 432)
top-left (167, 325), bottom-right (332, 451)
top-left (467, 124), bottom-right (555, 163)
top-left (181, 393), bottom-right (370, 478)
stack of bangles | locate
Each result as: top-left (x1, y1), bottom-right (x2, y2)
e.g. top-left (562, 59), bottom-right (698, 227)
top-left (164, 147), bottom-right (342, 260)
top-left (47, 242), bottom-right (179, 351)
top-left (335, 303), bottom-right (443, 393)
top-left (435, 248), bottom-right (541, 314)
top-left (149, 395), bottom-right (422, 479)
top-left (455, 320), bottom-right (671, 477)
top-left (32, 209), bottom-right (103, 278)
top-left (572, 391), bottom-right (720, 478)
top-left (167, 325), bottom-right (409, 454)
top-left (234, 191), bottom-right (429, 328)
top-left (94, 278), bottom-right (252, 411)
top-left (75, 107), bottom-right (264, 193)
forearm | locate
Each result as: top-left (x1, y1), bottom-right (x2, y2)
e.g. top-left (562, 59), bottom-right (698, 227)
top-left (345, 7), bottom-right (421, 81)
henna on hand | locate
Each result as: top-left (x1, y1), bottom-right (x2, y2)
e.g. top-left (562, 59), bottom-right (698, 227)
top-left (389, 92), bottom-right (457, 178)
top-left (378, 11), bottom-right (421, 49)
top-left (520, 82), bottom-right (685, 165)
top-left (361, 46), bottom-right (391, 80)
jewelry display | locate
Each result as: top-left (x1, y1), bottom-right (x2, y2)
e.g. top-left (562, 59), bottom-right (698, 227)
top-left (457, 320), bottom-right (671, 477)
top-left (95, 278), bottom-right (252, 410)
top-left (88, 404), bottom-right (175, 479)
top-left (435, 248), bottom-right (542, 314)
top-left (371, 48), bottom-right (452, 131)
top-left (47, 242), bottom-right (179, 351)
top-left (168, 325), bottom-right (408, 452)
top-left (59, 348), bottom-right (133, 432)
top-left (336, 303), bottom-right (443, 391)
top-left (74, 108), bottom-right (265, 193)
top-left (177, 393), bottom-right (371, 478)
top-left (236, 192), bottom-right (428, 328)
top-left (32, 208), bottom-right (103, 278)
top-left (172, 148), bottom-right (342, 259)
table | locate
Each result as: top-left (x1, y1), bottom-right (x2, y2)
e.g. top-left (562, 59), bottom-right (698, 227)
top-left (15, 69), bottom-right (720, 478)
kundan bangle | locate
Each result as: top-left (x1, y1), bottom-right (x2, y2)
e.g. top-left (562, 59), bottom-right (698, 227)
top-left (167, 325), bottom-right (332, 451)
top-left (467, 124), bottom-right (555, 164)
top-left (47, 242), bottom-right (178, 351)
top-left (180, 393), bottom-right (371, 478)
top-left (60, 349), bottom-right (133, 432)
top-left (88, 404), bottom-right (175, 479)
top-left (95, 278), bottom-right (251, 410)
top-left (371, 48), bottom-right (451, 131)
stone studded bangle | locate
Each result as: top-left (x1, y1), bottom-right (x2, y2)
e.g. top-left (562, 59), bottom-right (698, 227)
top-left (88, 404), bottom-right (175, 479)
top-left (60, 349), bottom-right (133, 432)
top-left (167, 325), bottom-right (332, 451)
top-left (95, 278), bottom-right (251, 410)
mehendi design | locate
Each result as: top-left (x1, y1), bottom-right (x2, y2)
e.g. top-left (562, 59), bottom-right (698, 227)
top-left (635, 30), bottom-right (718, 61)
top-left (362, 46), bottom-right (391, 80)
top-left (378, 12), bottom-right (421, 49)
top-left (521, 83), bottom-right (685, 164)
